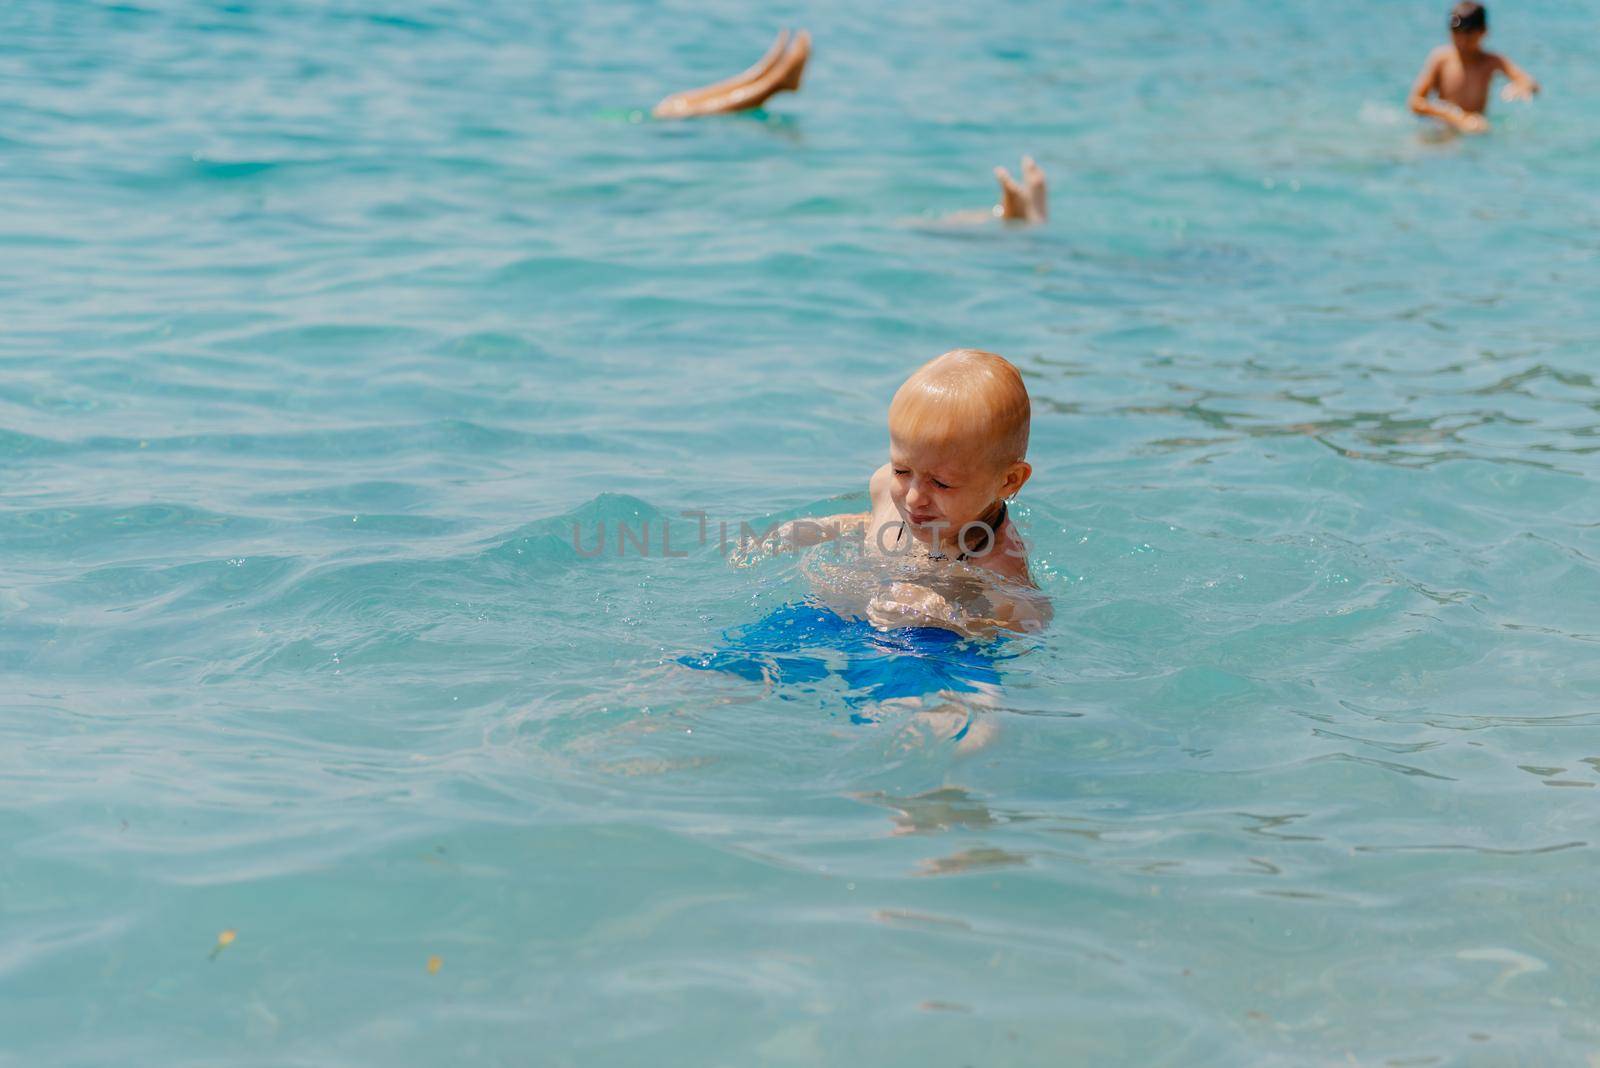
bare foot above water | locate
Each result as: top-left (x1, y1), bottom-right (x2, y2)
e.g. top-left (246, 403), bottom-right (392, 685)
top-left (653, 29), bottom-right (812, 119)
top-left (920, 156), bottom-right (1049, 228)
top-left (994, 155), bottom-right (1047, 223)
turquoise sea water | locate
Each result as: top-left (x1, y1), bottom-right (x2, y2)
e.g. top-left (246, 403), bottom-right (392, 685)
top-left (4, 0), bottom-right (1600, 1063)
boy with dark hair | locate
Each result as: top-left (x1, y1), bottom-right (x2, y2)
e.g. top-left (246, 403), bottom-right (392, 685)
top-left (1409, 2), bottom-right (1539, 134)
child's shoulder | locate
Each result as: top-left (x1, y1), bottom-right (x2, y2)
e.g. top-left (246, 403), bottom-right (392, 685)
top-left (868, 462), bottom-right (894, 497)
top-left (972, 521), bottom-right (1033, 584)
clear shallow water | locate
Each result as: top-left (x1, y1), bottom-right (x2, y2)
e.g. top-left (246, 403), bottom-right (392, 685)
top-left (3, 0), bottom-right (1599, 1062)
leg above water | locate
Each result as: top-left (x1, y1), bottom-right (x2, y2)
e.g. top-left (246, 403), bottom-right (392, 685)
top-left (652, 30), bottom-right (812, 119)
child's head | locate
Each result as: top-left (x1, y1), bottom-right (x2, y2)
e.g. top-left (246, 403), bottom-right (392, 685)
top-left (887, 349), bottom-right (1032, 544)
top-left (1450, 2), bottom-right (1487, 48)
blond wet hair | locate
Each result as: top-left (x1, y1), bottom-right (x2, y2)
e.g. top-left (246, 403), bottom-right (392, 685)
top-left (888, 349), bottom-right (1030, 468)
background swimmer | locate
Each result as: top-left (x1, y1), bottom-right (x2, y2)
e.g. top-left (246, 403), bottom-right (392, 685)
top-left (1409, 2), bottom-right (1539, 134)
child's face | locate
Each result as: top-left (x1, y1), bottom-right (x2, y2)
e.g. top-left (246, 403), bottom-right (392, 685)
top-left (888, 430), bottom-right (1029, 545)
top-left (1451, 27), bottom-right (1485, 51)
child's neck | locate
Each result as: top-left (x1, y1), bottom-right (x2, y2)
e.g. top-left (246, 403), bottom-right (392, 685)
top-left (935, 499), bottom-right (1008, 554)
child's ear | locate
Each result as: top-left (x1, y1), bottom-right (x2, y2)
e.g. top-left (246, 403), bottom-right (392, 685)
top-left (1002, 461), bottom-right (1032, 498)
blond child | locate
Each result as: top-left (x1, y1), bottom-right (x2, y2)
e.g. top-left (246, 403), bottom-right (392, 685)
top-left (775, 349), bottom-right (1048, 635)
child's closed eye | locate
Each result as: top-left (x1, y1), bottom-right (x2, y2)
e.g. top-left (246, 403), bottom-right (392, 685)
top-left (890, 466), bottom-right (951, 489)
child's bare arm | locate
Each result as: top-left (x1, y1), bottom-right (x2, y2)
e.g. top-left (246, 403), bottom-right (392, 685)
top-left (1409, 48), bottom-right (1488, 132)
top-left (868, 580), bottom-right (1050, 637)
top-left (984, 585), bottom-right (1053, 635)
top-left (733, 466), bottom-right (888, 565)
top-left (968, 551), bottom-right (1051, 634)
top-left (1495, 53), bottom-right (1540, 101)
top-left (728, 511), bottom-right (864, 566)
top-left (780, 512), bottom-right (868, 546)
